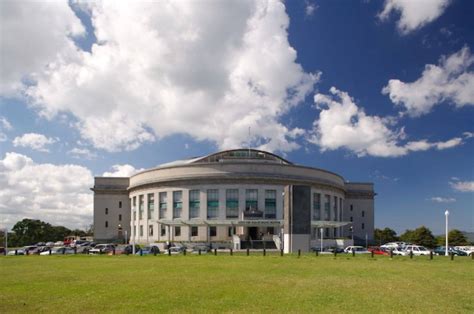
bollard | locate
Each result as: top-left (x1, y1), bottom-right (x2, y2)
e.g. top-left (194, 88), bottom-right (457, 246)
top-left (334, 251), bottom-right (337, 258)
top-left (49, 249), bottom-right (52, 255)
top-left (315, 250), bottom-right (319, 257)
top-left (230, 249), bottom-right (233, 256)
top-left (168, 249), bottom-right (171, 256)
top-left (26, 249), bottom-right (29, 256)
top-left (390, 249), bottom-right (393, 258)
top-left (126, 250), bottom-right (129, 256)
top-left (112, 248), bottom-right (116, 255)
top-left (62, 248), bottom-right (65, 255)
top-left (99, 248), bottom-right (103, 255)
top-left (410, 251), bottom-right (413, 259)
top-left (154, 249), bottom-right (157, 256)
top-left (371, 251), bottom-right (374, 258)
top-left (450, 253), bottom-right (454, 261)
top-left (247, 248), bottom-right (250, 256)
top-left (140, 249), bottom-right (143, 256)
top-left (471, 253), bottom-right (473, 260)
top-left (352, 250), bottom-right (355, 257)
top-left (199, 249), bottom-right (201, 255)
top-left (430, 251), bottom-right (433, 260)
top-left (214, 249), bottom-right (217, 256)
top-left (280, 249), bottom-right (284, 257)
top-left (183, 249), bottom-right (186, 256)
top-left (298, 249), bottom-right (301, 257)
top-left (74, 247), bottom-right (77, 255)
top-left (263, 249), bottom-right (266, 256)
top-left (15, 249), bottom-right (18, 256)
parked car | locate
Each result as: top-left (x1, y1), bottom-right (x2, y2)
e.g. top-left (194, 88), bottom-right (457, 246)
top-left (7, 248), bottom-right (25, 255)
top-left (54, 241), bottom-right (64, 246)
top-left (40, 247), bottom-right (75, 255)
top-left (344, 246), bottom-right (370, 254)
top-left (454, 246), bottom-right (474, 256)
top-left (123, 244), bottom-right (141, 255)
top-left (368, 246), bottom-right (390, 256)
top-left (89, 244), bottom-right (115, 255)
top-left (136, 245), bottom-right (160, 255)
top-left (400, 245), bottom-right (431, 256)
top-left (433, 246), bottom-right (467, 256)
top-left (380, 242), bottom-right (409, 250)
top-left (0, 247), bottom-right (5, 254)
top-left (191, 245), bottom-right (211, 254)
top-left (45, 242), bottom-right (55, 246)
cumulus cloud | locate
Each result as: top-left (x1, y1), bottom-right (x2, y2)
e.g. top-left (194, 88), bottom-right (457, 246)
top-left (383, 47), bottom-right (474, 117)
top-left (0, 0), bottom-right (85, 96)
top-left (428, 196), bottom-right (456, 203)
top-left (309, 87), bottom-right (465, 157)
top-left (13, 133), bottom-right (57, 152)
top-left (0, 152), bottom-right (93, 229)
top-left (378, 0), bottom-right (451, 34)
top-left (68, 147), bottom-right (98, 160)
top-left (450, 180), bottom-right (474, 192)
top-left (5, 1), bottom-right (318, 153)
top-left (102, 164), bottom-right (144, 177)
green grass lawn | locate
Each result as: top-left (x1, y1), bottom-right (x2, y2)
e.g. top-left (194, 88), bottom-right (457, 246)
top-left (1, 254), bottom-right (473, 313)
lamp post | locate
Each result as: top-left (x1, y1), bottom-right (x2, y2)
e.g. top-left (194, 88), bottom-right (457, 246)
top-left (349, 226), bottom-right (354, 244)
top-left (445, 210), bottom-right (449, 256)
top-left (320, 228), bottom-right (324, 252)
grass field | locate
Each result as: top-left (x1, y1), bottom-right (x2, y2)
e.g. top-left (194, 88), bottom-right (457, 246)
top-left (1, 254), bottom-right (473, 313)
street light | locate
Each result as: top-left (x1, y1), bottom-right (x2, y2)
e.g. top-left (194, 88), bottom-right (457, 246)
top-left (320, 228), bottom-right (324, 252)
top-left (349, 226), bottom-right (354, 243)
top-left (445, 210), bottom-right (449, 256)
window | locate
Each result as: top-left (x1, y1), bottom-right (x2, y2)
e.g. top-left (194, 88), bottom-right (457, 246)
top-left (228, 227), bottom-right (236, 237)
top-left (161, 225), bottom-right (166, 236)
top-left (133, 226), bottom-right (136, 237)
top-left (362, 210), bottom-right (365, 218)
top-left (226, 189), bottom-right (239, 218)
top-left (362, 223), bottom-right (365, 230)
top-left (133, 196), bottom-right (136, 208)
top-left (175, 226), bottom-right (181, 237)
top-left (105, 221), bottom-right (108, 228)
top-left (267, 227), bottom-right (274, 235)
top-left (189, 190), bottom-right (200, 218)
top-left (133, 210), bottom-right (136, 221)
top-left (139, 195), bottom-right (144, 219)
top-left (173, 191), bottom-right (183, 218)
top-left (149, 225), bottom-right (154, 236)
top-left (324, 195), bottom-right (330, 220)
top-left (119, 214), bottom-right (122, 221)
top-left (245, 189), bottom-right (258, 210)
top-left (139, 225), bottom-right (143, 237)
top-left (210, 226), bottom-right (217, 237)
top-left (159, 192), bottom-right (167, 219)
top-left (207, 189), bottom-right (219, 219)
top-left (311, 227), bottom-right (317, 240)
top-left (148, 193), bottom-right (155, 219)
top-left (333, 228), bottom-right (337, 238)
top-left (119, 201), bottom-right (122, 208)
top-left (312, 193), bottom-right (321, 220)
top-left (191, 226), bottom-right (198, 237)
top-left (350, 216), bottom-right (353, 222)
top-left (325, 228), bottom-right (329, 237)
top-left (333, 196), bottom-right (338, 221)
top-left (350, 204), bottom-right (353, 211)
top-left (264, 190), bottom-right (276, 219)
top-left (105, 208), bottom-right (108, 215)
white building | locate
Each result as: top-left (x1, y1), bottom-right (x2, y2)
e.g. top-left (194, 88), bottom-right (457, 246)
top-left (92, 149), bottom-right (375, 252)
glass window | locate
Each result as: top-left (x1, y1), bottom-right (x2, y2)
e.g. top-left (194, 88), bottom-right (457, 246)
top-left (350, 216), bottom-right (353, 222)
top-left (133, 210), bottom-right (136, 221)
top-left (362, 223), bottom-right (365, 230)
top-left (132, 196), bottom-right (136, 208)
top-left (159, 192), bottom-right (167, 219)
top-left (191, 226), bottom-right (198, 237)
top-left (105, 208), bottom-right (108, 215)
top-left (119, 214), bottom-right (122, 221)
top-left (148, 193), bottom-right (155, 219)
top-left (333, 196), bottom-right (338, 221)
top-left (139, 225), bottom-right (143, 237)
top-left (149, 225), bottom-right (153, 236)
top-left (245, 189), bottom-right (258, 210)
top-left (264, 190), bottom-right (276, 219)
top-left (189, 190), bottom-right (200, 219)
top-left (161, 225), bottom-right (166, 236)
top-left (175, 226), bottom-right (181, 237)
top-left (267, 227), bottom-right (274, 235)
top-left (207, 189), bottom-right (219, 219)
top-left (324, 195), bottom-right (330, 221)
top-left (133, 226), bottom-right (136, 237)
top-left (119, 201), bottom-right (122, 208)
top-left (139, 195), bottom-right (144, 219)
top-left (362, 210), bottom-right (365, 218)
top-left (350, 204), bottom-right (353, 211)
top-left (313, 193), bottom-right (321, 220)
top-left (210, 226), bottom-right (217, 237)
top-left (105, 221), bottom-right (108, 228)
top-left (226, 189), bottom-right (239, 218)
top-left (173, 191), bottom-right (183, 219)
top-left (228, 226), bottom-right (236, 237)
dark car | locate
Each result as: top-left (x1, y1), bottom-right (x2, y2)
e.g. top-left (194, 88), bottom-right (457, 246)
top-left (123, 244), bottom-right (141, 255)
top-left (434, 246), bottom-right (467, 256)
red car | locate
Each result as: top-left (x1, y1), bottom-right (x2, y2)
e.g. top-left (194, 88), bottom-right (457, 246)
top-left (368, 246), bottom-right (390, 256)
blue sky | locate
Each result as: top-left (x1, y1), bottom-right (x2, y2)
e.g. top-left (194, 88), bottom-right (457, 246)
top-left (0, 0), bottom-right (472, 234)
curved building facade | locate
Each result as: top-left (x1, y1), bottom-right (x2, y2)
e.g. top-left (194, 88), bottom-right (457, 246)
top-left (92, 149), bottom-right (375, 252)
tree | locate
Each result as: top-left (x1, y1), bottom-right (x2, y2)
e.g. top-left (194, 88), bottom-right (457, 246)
top-left (436, 229), bottom-right (468, 246)
top-left (400, 226), bottom-right (436, 248)
top-left (10, 219), bottom-right (72, 246)
top-left (374, 228), bottom-right (398, 245)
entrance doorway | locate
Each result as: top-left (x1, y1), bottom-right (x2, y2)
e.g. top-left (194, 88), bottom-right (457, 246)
top-left (248, 227), bottom-right (258, 240)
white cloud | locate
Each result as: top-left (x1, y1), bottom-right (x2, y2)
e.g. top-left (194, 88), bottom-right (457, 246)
top-left (428, 197), bottom-right (456, 203)
top-left (309, 87), bottom-right (465, 157)
top-left (0, 152), bottom-right (93, 229)
top-left (450, 180), bottom-right (474, 192)
top-left (0, 116), bottom-right (12, 142)
top-left (68, 147), bottom-right (98, 160)
top-left (305, 1), bottom-right (318, 17)
top-left (102, 164), bottom-right (144, 177)
top-left (6, 1), bottom-right (317, 153)
top-left (378, 0), bottom-right (451, 34)
top-left (0, 0), bottom-right (85, 96)
top-left (383, 47), bottom-right (474, 117)
top-left (13, 133), bottom-right (57, 152)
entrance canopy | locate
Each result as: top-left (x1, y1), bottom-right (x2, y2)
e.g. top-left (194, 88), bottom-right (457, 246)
top-left (156, 219), bottom-right (283, 227)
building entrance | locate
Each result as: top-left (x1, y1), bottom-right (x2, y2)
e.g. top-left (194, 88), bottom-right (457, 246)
top-left (248, 227), bottom-right (258, 240)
